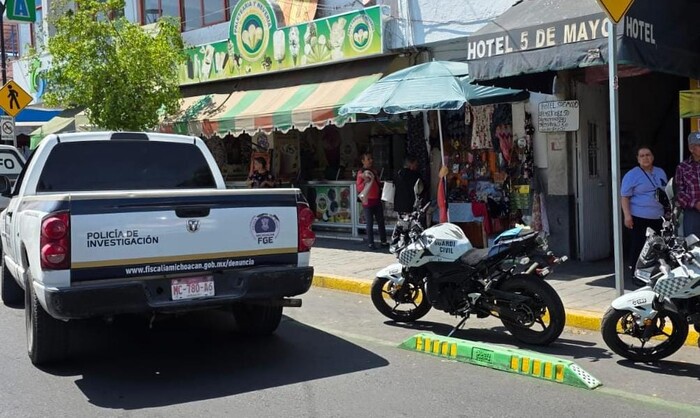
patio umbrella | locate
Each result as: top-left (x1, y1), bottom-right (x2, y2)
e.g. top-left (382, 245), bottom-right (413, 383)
top-left (339, 61), bottom-right (529, 223)
top-left (339, 60), bottom-right (471, 181)
top-left (461, 78), bottom-right (530, 106)
top-left (339, 61), bottom-right (470, 223)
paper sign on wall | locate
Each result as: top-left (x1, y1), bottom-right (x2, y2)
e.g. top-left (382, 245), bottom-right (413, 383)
top-left (538, 100), bottom-right (580, 132)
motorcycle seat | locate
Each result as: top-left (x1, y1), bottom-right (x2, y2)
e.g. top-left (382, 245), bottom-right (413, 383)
top-left (460, 248), bottom-right (490, 266)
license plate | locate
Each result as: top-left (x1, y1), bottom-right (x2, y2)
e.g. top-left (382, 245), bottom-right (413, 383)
top-left (171, 276), bottom-right (215, 300)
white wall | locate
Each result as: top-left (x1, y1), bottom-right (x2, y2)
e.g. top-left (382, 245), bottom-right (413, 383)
top-left (385, 0), bottom-right (515, 50)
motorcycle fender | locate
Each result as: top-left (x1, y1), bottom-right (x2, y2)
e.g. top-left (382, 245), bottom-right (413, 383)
top-left (376, 263), bottom-right (404, 284)
top-left (610, 288), bottom-right (657, 319)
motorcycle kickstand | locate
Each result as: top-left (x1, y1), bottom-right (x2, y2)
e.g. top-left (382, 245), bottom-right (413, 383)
top-left (447, 314), bottom-right (469, 338)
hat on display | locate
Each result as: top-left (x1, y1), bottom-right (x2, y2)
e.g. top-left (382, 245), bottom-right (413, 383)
top-left (688, 131), bottom-right (700, 145)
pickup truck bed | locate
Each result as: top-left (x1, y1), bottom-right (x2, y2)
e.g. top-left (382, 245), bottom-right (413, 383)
top-left (0, 132), bottom-right (316, 365)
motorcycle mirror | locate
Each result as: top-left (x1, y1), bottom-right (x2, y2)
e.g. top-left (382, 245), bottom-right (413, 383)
top-left (685, 234), bottom-right (700, 248)
top-left (413, 179), bottom-right (424, 197)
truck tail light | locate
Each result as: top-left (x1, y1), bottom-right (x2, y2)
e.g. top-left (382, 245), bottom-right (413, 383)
top-left (40, 212), bottom-right (70, 270)
top-left (297, 203), bottom-right (316, 252)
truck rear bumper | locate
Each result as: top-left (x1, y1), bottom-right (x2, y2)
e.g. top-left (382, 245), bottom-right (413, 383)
top-left (42, 266), bottom-right (314, 320)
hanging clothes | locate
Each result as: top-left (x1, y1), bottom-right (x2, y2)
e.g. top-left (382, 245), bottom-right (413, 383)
top-left (470, 104), bottom-right (494, 150)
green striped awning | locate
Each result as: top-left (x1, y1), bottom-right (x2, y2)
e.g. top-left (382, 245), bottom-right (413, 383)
top-left (160, 56), bottom-right (409, 136)
top-left (197, 72), bottom-right (381, 136)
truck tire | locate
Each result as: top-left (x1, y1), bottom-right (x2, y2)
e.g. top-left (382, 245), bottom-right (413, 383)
top-left (1, 257), bottom-right (23, 307)
top-left (232, 302), bottom-right (283, 336)
top-left (25, 275), bottom-right (69, 365)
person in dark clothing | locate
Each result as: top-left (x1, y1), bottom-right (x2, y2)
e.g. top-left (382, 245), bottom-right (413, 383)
top-left (394, 156), bottom-right (421, 214)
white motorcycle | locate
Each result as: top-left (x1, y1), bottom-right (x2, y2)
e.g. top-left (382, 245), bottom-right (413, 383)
top-left (601, 208), bottom-right (700, 361)
top-left (371, 181), bottom-right (568, 345)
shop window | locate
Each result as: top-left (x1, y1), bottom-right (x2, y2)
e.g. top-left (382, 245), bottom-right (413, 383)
top-left (184, 0), bottom-right (229, 32)
top-left (141, 0), bottom-right (181, 25)
top-left (140, 0), bottom-right (229, 30)
top-left (203, 0), bottom-right (228, 26)
top-left (587, 121), bottom-right (599, 178)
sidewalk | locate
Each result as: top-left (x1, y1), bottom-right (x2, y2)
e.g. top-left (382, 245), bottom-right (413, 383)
top-left (308, 238), bottom-right (699, 345)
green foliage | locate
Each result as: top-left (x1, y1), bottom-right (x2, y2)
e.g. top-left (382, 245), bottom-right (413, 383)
top-left (41, 0), bottom-right (185, 131)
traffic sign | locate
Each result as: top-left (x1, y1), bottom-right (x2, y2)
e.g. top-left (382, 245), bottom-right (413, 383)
top-left (5, 0), bottom-right (37, 23)
top-left (1, 116), bottom-right (15, 145)
top-left (0, 81), bottom-right (33, 118)
top-left (596, 0), bottom-right (636, 24)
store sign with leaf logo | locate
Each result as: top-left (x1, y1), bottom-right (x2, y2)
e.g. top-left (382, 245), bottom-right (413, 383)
top-left (179, 0), bottom-right (385, 86)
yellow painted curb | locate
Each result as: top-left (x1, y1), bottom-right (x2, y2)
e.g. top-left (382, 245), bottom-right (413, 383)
top-left (312, 274), bottom-right (699, 347)
top-left (313, 274), bottom-right (372, 295)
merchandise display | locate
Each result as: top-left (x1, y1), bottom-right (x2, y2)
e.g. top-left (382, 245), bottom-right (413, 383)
top-left (439, 103), bottom-right (538, 242)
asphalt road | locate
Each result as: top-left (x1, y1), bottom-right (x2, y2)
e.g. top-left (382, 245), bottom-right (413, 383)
top-left (0, 287), bottom-right (698, 418)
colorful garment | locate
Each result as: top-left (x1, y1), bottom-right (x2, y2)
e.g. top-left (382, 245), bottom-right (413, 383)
top-left (470, 104), bottom-right (494, 150)
top-left (675, 158), bottom-right (700, 210)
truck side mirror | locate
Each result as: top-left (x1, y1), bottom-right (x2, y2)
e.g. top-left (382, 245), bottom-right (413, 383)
top-left (0, 176), bottom-right (10, 197)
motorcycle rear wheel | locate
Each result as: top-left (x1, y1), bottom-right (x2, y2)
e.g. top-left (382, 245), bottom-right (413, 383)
top-left (497, 276), bottom-right (565, 346)
top-left (371, 277), bottom-right (431, 322)
top-left (601, 307), bottom-right (688, 362)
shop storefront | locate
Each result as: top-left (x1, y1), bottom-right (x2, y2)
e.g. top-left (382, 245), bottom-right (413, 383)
top-left (160, 0), bottom-right (411, 238)
top-left (465, 0), bottom-right (700, 260)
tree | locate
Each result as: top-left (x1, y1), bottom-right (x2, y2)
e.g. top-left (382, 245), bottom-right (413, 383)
top-left (39, 0), bottom-right (185, 131)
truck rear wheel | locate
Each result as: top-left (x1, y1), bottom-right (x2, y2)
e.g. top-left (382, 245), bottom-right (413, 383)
top-left (1, 257), bottom-right (23, 307)
top-left (232, 302), bottom-right (283, 336)
top-left (25, 275), bottom-right (69, 365)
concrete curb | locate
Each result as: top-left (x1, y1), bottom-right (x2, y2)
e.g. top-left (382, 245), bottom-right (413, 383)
top-left (400, 332), bottom-right (602, 389)
top-left (312, 274), bottom-right (699, 347)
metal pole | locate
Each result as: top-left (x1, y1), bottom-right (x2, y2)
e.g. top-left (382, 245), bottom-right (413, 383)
top-left (437, 110), bottom-right (446, 167)
top-left (680, 118), bottom-right (685, 163)
top-left (437, 110), bottom-right (451, 222)
top-left (608, 21), bottom-right (624, 297)
top-left (0, 1), bottom-right (6, 86)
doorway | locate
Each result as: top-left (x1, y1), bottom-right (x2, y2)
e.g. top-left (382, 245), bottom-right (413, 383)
top-left (575, 81), bottom-right (612, 261)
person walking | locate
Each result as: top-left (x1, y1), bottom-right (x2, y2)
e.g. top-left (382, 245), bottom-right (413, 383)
top-left (393, 156), bottom-right (421, 215)
top-left (357, 152), bottom-right (387, 250)
top-left (675, 132), bottom-right (700, 237)
top-left (621, 146), bottom-right (668, 269)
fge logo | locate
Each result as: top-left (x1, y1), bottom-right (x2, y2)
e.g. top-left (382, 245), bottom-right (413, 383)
top-left (250, 213), bottom-right (280, 245)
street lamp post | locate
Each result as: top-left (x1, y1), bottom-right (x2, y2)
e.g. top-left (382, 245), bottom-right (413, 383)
top-left (0, 1), bottom-right (7, 85)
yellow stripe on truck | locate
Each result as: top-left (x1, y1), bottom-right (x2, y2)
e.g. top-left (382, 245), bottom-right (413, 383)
top-left (71, 247), bottom-right (297, 269)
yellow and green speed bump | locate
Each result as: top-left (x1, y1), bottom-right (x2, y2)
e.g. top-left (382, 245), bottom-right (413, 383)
top-left (400, 333), bottom-right (602, 390)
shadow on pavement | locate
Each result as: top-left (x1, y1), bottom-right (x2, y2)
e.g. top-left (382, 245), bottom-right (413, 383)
top-left (383, 320), bottom-right (613, 362)
top-left (617, 359), bottom-right (700, 380)
top-left (39, 310), bottom-right (389, 410)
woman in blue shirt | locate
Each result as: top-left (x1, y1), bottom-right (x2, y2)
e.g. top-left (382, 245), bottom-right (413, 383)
top-left (620, 146), bottom-right (668, 271)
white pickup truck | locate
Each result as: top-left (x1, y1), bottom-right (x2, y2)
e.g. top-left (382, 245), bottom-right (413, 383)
top-left (0, 132), bottom-right (316, 365)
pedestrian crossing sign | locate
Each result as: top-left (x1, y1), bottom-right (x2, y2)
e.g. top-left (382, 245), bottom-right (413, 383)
top-left (0, 81), bottom-right (33, 117)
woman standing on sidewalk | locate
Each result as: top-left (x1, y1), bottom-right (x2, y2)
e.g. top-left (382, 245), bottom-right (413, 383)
top-left (356, 152), bottom-right (388, 250)
top-left (621, 146), bottom-right (668, 270)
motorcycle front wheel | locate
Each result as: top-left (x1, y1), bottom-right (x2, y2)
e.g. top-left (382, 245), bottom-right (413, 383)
top-left (497, 276), bottom-right (566, 346)
top-left (371, 277), bottom-right (431, 322)
top-left (601, 307), bottom-right (688, 362)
